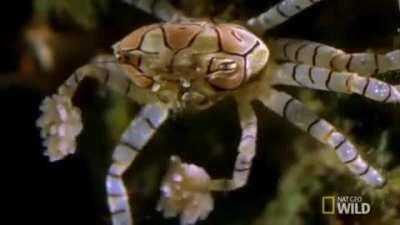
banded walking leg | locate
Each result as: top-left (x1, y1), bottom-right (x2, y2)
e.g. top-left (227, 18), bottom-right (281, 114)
top-left (122, 0), bottom-right (184, 21)
top-left (58, 55), bottom-right (136, 98)
top-left (270, 62), bottom-right (400, 103)
top-left (270, 38), bottom-right (400, 76)
top-left (37, 55), bottom-right (140, 162)
top-left (247, 0), bottom-right (324, 34)
top-left (209, 102), bottom-right (257, 191)
top-left (258, 89), bottom-right (386, 188)
top-left (107, 104), bottom-right (169, 225)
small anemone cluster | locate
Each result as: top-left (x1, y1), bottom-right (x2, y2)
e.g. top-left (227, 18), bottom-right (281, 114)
top-left (157, 156), bottom-right (214, 225)
top-left (36, 92), bottom-right (82, 162)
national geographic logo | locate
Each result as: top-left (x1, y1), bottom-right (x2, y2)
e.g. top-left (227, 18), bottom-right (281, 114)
top-left (322, 196), bottom-right (371, 215)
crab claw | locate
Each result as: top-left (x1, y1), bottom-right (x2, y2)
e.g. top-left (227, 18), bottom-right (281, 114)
top-left (157, 156), bottom-right (214, 225)
top-left (36, 94), bottom-right (82, 162)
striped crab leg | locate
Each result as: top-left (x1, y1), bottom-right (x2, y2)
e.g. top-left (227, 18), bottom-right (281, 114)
top-left (270, 62), bottom-right (400, 103)
top-left (107, 103), bottom-right (169, 225)
top-left (209, 102), bottom-right (258, 191)
top-left (258, 89), bottom-right (386, 188)
top-left (59, 55), bottom-right (137, 99)
top-left (269, 38), bottom-right (400, 76)
top-left (247, 0), bottom-right (325, 33)
top-left (36, 55), bottom-right (140, 162)
top-left (122, 0), bottom-right (184, 21)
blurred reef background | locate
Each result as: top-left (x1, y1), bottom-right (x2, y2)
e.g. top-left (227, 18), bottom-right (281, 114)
top-left (3, 0), bottom-right (400, 225)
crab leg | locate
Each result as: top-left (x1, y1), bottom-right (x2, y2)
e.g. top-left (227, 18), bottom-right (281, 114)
top-left (107, 103), bottom-right (169, 225)
top-left (270, 38), bottom-right (400, 76)
top-left (36, 55), bottom-right (144, 161)
top-left (209, 102), bottom-right (258, 191)
top-left (57, 55), bottom-right (137, 99)
top-left (258, 89), bottom-right (386, 188)
top-left (247, 0), bottom-right (324, 33)
top-left (122, 0), bottom-right (184, 21)
top-left (270, 62), bottom-right (400, 103)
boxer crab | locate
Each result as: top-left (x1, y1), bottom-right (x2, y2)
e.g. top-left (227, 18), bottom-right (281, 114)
top-left (36, 0), bottom-right (400, 225)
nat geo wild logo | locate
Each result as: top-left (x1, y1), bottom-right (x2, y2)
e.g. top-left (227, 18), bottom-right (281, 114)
top-left (322, 195), bottom-right (371, 215)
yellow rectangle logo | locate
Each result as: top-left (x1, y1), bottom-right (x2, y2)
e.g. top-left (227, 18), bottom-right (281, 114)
top-left (322, 196), bottom-right (335, 214)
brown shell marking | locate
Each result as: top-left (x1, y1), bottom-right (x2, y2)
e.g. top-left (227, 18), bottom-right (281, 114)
top-left (118, 24), bottom-right (159, 51)
top-left (161, 23), bottom-right (203, 50)
top-left (116, 21), bottom-right (267, 91)
top-left (215, 24), bottom-right (258, 55)
top-left (207, 24), bottom-right (263, 89)
top-left (117, 24), bottom-right (161, 88)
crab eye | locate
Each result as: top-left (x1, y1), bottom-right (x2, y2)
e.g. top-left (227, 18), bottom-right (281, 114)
top-left (207, 57), bottom-right (243, 90)
top-left (218, 60), bottom-right (237, 71)
top-left (208, 58), bottom-right (237, 72)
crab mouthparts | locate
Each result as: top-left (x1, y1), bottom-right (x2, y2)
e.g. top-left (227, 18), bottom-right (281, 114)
top-left (181, 91), bottom-right (206, 105)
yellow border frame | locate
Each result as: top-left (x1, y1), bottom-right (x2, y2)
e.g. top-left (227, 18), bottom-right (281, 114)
top-left (322, 196), bottom-right (335, 215)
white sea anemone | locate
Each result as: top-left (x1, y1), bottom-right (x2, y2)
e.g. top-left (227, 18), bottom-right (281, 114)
top-left (36, 94), bottom-right (82, 162)
top-left (157, 156), bottom-right (214, 225)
